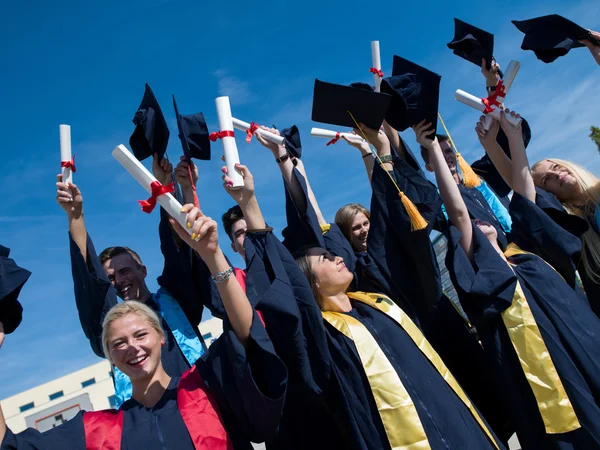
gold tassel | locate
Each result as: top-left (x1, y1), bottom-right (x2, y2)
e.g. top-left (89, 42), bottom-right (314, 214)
top-left (438, 113), bottom-right (481, 188)
top-left (399, 191), bottom-right (428, 231)
top-left (345, 110), bottom-right (429, 232)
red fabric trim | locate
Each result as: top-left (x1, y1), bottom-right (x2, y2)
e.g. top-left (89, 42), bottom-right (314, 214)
top-left (326, 132), bottom-right (341, 146)
top-left (209, 130), bottom-right (235, 142)
top-left (137, 181), bottom-right (176, 213)
top-left (61, 155), bottom-right (77, 173)
top-left (177, 365), bottom-right (234, 450)
top-left (83, 410), bottom-right (123, 450)
top-left (233, 267), bottom-right (265, 326)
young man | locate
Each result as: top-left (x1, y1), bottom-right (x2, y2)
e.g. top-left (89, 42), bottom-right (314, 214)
top-left (56, 155), bottom-right (206, 407)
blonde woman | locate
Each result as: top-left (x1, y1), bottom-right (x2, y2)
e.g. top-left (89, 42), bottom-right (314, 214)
top-left (0, 206), bottom-right (287, 449)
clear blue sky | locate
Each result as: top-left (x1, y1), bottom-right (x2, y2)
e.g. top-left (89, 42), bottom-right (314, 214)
top-left (1, 0), bottom-right (599, 399)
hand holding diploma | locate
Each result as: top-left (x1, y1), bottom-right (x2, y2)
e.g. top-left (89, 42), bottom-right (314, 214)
top-left (55, 174), bottom-right (83, 219)
top-left (169, 205), bottom-right (220, 258)
top-left (221, 162), bottom-right (256, 208)
top-left (152, 153), bottom-right (174, 187)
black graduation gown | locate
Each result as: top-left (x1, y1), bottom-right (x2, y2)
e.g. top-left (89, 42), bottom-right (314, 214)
top-left (244, 230), bottom-right (503, 450)
top-left (446, 192), bottom-right (600, 449)
top-left (69, 208), bottom-right (204, 377)
top-left (1, 313), bottom-right (287, 450)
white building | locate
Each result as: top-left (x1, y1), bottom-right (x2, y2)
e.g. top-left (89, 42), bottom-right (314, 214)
top-left (1, 317), bottom-right (223, 434)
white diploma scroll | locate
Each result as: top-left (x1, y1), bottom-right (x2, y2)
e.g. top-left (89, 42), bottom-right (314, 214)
top-left (371, 41), bottom-right (382, 92)
top-left (311, 127), bottom-right (365, 144)
top-left (499, 60), bottom-right (520, 95)
top-left (216, 97), bottom-right (244, 189)
top-left (455, 90), bottom-right (522, 128)
top-left (231, 117), bottom-right (285, 146)
top-left (59, 124), bottom-right (73, 185)
top-left (112, 144), bottom-right (191, 235)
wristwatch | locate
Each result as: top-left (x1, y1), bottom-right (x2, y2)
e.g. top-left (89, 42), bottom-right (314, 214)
top-left (486, 85), bottom-right (497, 93)
top-left (212, 267), bottom-right (234, 284)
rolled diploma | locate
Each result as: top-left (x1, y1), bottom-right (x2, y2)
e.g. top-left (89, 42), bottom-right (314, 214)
top-left (112, 144), bottom-right (191, 235)
top-left (371, 41), bottom-right (382, 92)
top-left (311, 127), bottom-right (365, 143)
top-left (216, 97), bottom-right (244, 189)
top-left (231, 117), bottom-right (285, 146)
top-left (500, 60), bottom-right (520, 94)
top-left (455, 90), bottom-right (522, 129)
top-left (60, 124), bottom-right (73, 185)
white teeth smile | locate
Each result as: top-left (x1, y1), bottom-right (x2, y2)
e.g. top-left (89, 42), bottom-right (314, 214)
top-left (122, 286), bottom-right (132, 295)
top-left (128, 355), bottom-right (147, 365)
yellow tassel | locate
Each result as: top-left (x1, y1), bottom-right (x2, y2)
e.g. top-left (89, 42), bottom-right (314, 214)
top-left (399, 191), bottom-right (428, 231)
top-left (456, 152), bottom-right (481, 188)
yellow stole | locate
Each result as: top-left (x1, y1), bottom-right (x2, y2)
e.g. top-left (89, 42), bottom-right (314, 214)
top-left (322, 292), bottom-right (499, 450)
top-left (502, 243), bottom-right (581, 434)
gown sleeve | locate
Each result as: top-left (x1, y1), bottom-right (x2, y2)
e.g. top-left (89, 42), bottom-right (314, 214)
top-left (199, 312), bottom-right (288, 443)
top-left (156, 208), bottom-right (204, 326)
top-left (1, 411), bottom-right (86, 450)
top-left (69, 232), bottom-right (117, 358)
top-left (534, 187), bottom-right (589, 238)
top-left (367, 156), bottom-right (445, 323)
top-left (510, 191), bottom-right (584, 288)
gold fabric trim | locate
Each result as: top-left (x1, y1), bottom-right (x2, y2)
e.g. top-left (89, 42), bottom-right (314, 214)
top-left (322, 311), bottom-right (430, 450)
top-left (502, 244), bottom-right (581, 434)
top-left (320, 223), bottom-right (331, 234)
top-left (347, 292), bottom-right (500, 449)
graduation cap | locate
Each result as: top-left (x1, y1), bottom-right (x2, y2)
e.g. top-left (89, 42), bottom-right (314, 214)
top-left (281, 125), bottom-right (302, 159)
top-left (129, 84), bottom-right (170, 161)
top-left (512, 14), bottom-right (600, 63)
top-left (380, 56), bottom-right (441, 134)
top-left (311, 79), bottom-right (391, 130)
top-left (348, 82), bottom-right (374, 92)
top-left (0, 246), bottom-right (31, 334)
top-left (471, 118), bottom-right (532, 197)
top-left (447, 18), bottom-right (495, 69)
top-left (172, 95), bottom-right (211, 161)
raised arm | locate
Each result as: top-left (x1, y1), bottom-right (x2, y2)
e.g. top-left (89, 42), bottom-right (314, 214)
top-left (170, 207), bottom-right (253, 346)
top-left (221, 163), bottom-right (266, 233)
top-left (415, 120), bottom-right (474, 258)
top-left (481, 58), bottom-right (501, 96)
top-left (342, 134), bottom-right (375, 184)
top-left (500, 110), bottom-right (535, 203)
top-left (581, 30), bottom-right (600, 67)
top-left (56, 174), bottom-right (86, 260)
top-left (475, 116), bottom-right (514, 190)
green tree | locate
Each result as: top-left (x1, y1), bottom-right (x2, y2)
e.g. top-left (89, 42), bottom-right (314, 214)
top-left (591, 126), bottom-right (600, 152)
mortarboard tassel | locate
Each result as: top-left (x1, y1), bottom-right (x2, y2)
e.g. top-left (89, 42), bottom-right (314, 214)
top-left (438, 113), bottom-right (481, 188)
top-left (347, 110), bottom-right (428, 231)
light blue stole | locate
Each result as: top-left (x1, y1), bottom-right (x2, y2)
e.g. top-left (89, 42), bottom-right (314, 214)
top-left (111, 287), bottom-right (206, 408)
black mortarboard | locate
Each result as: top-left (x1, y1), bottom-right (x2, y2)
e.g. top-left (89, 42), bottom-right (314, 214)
top-left (0, 247), bottom-right (31, 334)
top-left (471, 118), bottom-right (532, 198)
top-left (129, 84), bottom-right (170, 161)
top-left (380, 56), bottom-right (441, 134)
top-left (172, 95), bottom-right (211, 161)
top-left (348, 82), bottom-right (374, 92)
top-left (311, 79), bottom-right (391, 130)
top-left (512, 15), bottom-right (600, 63)
top-left (447, 18), bottom-right (495, 69)
top-left (281, 125), bottom-right (302, 159)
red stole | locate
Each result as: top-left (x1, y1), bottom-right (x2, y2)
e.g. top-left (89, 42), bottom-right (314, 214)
top-left (83, 366), bottom-right (233, 450)
top-left (234, 267), bottom-right (266, 326)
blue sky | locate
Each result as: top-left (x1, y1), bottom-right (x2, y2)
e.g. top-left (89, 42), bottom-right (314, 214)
top-left (1, 0), bottom-right (599, 399)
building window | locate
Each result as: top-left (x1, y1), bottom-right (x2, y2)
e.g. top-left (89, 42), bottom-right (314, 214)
top-left (49, 391), bottom-right (64, 401)
top-left (19, 402), bottom-right (34, 413)
top-left (108, 395), bottom-right (118, 409)
top-left (81, 378), bottom-right (96, 388)
top-left (202, 332), bottom-right (213, 340)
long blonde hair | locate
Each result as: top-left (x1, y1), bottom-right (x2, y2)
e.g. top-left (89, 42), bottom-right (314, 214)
top-left (334, 204), bottom-right (370, 247)
top-left (101, 301), bottom-right (164, 363)
top-left (532, 158), bottom-right (600, 282)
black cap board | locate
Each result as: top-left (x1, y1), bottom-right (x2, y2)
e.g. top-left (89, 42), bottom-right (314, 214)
top-left (129, 84), bottom-right (170, 161)
top-left (447, 18), bottom-right (495, 69)
top-left (172, 95), bottom-right (211, 161)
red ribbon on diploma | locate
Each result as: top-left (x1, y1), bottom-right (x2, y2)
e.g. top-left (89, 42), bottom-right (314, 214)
top-left (245, 122), bottom-right (259, 143)
top-left (209, 130), bottom-right (235, 142)
top-left (482, 80), bottom-right (506, 114)
top-left (61, 155), bottom-right (77, 173)
top-left (369, 67), bottom-right (384, 78)
top-left (326, 132), bottom-right (341, 146)
top-left (138, 181), bottom-right (175, 213)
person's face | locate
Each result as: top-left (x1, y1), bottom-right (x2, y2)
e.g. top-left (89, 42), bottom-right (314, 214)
top-left (474, 218), bottom-right (498, 243)
top-left (532, 160), bottom-right (581, 203)
top-left (107, 313), bottom-right (164, 383)
top-left (230, 219), bottom-right (247, 260)
top-left (425, 140), bottom-right (457, 175)
top-left (350, 212), bottom-right (370, 252)
top-left (103, 253), bottom-right (148, 301)
top-left (307, 248), bottom-right (354, 297)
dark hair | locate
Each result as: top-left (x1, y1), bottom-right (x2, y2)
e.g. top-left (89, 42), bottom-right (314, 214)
top-left (293, 246), bottom-right (324, 310)
top-left (420, 134), bottom-right (449, 165)
top-left (99, 246), bottom-right (143, 267)
top-left (221, 205), bottom-right (244, 242)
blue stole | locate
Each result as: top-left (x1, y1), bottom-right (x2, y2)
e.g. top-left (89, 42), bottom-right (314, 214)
top-left (111, 288), bottom-right (206, 408)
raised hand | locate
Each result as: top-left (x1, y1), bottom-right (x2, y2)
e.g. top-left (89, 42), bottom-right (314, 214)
top-left (499, 109), bottom-right (522, 141)
top-left (169, 205), bottom-right (220, 261)
top-left (0, 321), bottom-right (5, 349)
top-left (255, 126), bottom-right (285, 156)
top-left (56, 174), bottom-right (83, 218)
top-left (481, 58), bottom-right (501, 86)
top-left (342, 132), bottom-right (372, 157)
top-left (152, 153), bottom-right (173, 187)
top-left (581, 30), bottom-right (600, 66)
top-left (355, 124), bottom-right (390, 155)
top-left (174, 157), bottom-right (198, 190)
top-left (475, 115), bottom-right (500, 148)
top-left (222, 163), bottom-right (255, 207)
top-left (412, 119), bottom-right (437, 150)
